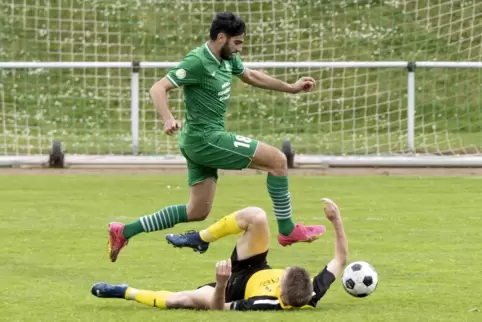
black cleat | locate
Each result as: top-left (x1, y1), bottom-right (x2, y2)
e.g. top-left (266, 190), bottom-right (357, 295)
top-left (91, 282), bottom-right (128, 299)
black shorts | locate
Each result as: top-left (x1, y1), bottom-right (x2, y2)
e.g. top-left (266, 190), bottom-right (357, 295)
top-left (198, 246), bottom-right (270, 302)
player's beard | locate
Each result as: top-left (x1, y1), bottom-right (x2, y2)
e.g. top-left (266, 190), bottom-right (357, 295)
top-left (220, 44), bottom-right (235, 60)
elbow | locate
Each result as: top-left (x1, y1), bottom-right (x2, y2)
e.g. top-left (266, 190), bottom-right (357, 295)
top-left (150, 77), bottom-right (174, 98)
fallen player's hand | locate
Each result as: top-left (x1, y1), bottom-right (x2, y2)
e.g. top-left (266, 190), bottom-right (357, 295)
top-left (215, 259), bottom-right (232, 286)
top-left (321, 198), bottom-right (340, 222)
top-left (163, 119), bottom-right (181, 135)
top-left (291, 77), bottom-right (316, 93)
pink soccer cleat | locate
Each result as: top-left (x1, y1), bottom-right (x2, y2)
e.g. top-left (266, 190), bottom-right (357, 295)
top-left (108, 222), bottom-right (128, 262)
top-left (277, 223), bottom-right (326, 247)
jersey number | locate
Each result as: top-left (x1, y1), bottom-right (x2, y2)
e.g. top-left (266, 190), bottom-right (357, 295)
top-left (234, 135), bottom-right (252, 148)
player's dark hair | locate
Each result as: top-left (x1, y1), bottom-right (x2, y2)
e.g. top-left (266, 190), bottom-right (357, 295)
top-left (282, 267), bottom-right (314, 307)
top-left (209, 12), bottom-right (246, 40)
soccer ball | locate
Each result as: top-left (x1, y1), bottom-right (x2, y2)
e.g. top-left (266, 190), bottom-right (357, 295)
top-left (341, 261), bottom-right (378, 297)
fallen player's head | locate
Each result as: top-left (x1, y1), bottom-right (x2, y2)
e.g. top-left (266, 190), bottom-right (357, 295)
top-left (280, 266), bottom-right (314, 307)
top-left (209, 11), bottom-right (245, 60)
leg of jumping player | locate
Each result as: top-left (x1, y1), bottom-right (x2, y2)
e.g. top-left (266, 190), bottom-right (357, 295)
top-left (107, 157), bottom-right (218, 262)
top-left (248, 141), bottom-right (325, 246)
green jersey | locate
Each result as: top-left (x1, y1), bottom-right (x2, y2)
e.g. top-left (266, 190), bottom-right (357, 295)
top-left (166, 42), bottom-right (245, 146)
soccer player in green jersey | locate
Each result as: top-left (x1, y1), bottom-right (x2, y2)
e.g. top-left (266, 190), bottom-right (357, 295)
top-left (107, 12), bottom-right (325, 262)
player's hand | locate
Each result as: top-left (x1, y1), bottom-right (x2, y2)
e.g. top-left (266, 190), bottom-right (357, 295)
top-left (291, 77), bottom-right (316, 93)
top-left (215, 259), bottom-right (232, 286)
top-left (163, 119), bottom-right (181, 135)
top-left (321, 198), bottom-right (341, 222)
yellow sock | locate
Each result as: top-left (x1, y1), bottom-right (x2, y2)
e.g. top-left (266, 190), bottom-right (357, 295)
top-left (200, 213), bottom-right (243, 243)
top-left (125, 288), bottom-right (172, 309)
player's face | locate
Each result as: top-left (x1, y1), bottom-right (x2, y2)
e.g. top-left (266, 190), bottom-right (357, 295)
top-left (220, 34), bottom-right (244, 60)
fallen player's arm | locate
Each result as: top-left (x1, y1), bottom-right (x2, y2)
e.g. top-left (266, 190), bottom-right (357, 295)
top-left (239, 68), bottom-right (295, 93)
top-left (210, 282), bottom-right (228, 310)
top-left (210, 259), bottom-right (232, 310)
top-left (309, 199), bottom-right (348, 307)
top-left (325, 214), bottom-right (348, 277)
top-left (149, 77), bottom-right (177, 123)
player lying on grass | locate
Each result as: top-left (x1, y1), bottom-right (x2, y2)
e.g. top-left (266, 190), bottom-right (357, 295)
top-left (107, 11), bottom-right (323, 262)
top-left (92, 198), bottom-right (347, 311)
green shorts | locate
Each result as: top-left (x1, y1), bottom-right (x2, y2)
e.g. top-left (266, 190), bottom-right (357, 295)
top-left (180, 131), bottom-right (259, 186)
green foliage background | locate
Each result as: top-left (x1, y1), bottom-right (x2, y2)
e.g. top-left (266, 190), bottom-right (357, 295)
top-left (1, 0), bottom-right (481, 155)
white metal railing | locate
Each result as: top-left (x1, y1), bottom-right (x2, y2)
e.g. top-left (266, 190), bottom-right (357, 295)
top-left (1, 61), bottom-right (482, 167)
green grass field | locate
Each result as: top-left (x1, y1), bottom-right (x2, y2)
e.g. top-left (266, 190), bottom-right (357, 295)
top-left (1, 173), bottom-right (482, 321)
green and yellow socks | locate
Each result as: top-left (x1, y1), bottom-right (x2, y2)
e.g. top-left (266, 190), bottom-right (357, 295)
top-left (122, 205), bottom-right (188, 239)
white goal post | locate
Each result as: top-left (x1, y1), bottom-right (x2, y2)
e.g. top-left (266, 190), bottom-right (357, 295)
top-left (1, 61), bottom-right (482, 168)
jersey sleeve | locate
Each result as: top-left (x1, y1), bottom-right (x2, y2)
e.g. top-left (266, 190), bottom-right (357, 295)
top-left (231, 54), bottom-right (246, 76)
top-left (230, 296), bottom-right (282, 311)
top-left (308, 265), bottom-right (336, 308)
top-left (166, 54), bottom-right (203, 87)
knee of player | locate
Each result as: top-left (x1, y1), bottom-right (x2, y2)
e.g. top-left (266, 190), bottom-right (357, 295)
top-left (247, 207), bottom-right (268, 225)
top-left (270, 151), bottom-right (287, 175)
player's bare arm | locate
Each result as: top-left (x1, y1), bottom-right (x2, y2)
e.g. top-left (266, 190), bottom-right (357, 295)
top-left (149, 77), bottom-right (181, 135)
top-left (322, 198), bottom-right (348, 277)
top-left (210, 259), bottom-right (232, 310)
top-left (240, 68), bottom-right (316, 94)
